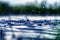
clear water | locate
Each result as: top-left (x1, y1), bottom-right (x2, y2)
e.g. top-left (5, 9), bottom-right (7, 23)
top-left (0, 16), bottom-right (60, 40)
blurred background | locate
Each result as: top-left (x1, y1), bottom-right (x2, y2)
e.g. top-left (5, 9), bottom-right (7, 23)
top-left (0, 0), bottom-right (60, 15)
top-left (0, 0), bottom-right (60, 40)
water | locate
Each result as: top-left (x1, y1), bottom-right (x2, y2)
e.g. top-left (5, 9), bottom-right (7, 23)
top-left (0, 15), bottom-right (60, 40)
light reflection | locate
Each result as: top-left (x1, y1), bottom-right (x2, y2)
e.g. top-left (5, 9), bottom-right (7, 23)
top-left (0, 16), bottom-right (60, 40)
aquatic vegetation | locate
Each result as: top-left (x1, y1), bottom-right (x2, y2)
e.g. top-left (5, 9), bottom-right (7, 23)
top-left (54, 24), bottom-right (60, 40)
top-left (0, 2), bottom-right (60, 15)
